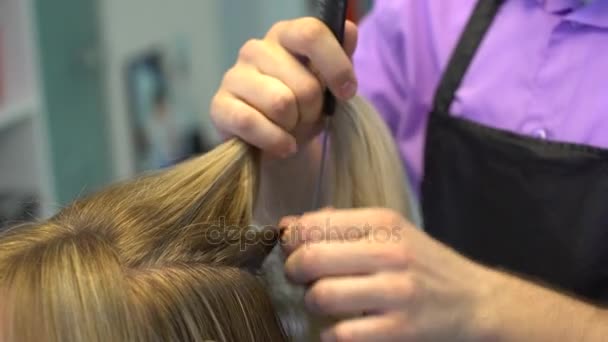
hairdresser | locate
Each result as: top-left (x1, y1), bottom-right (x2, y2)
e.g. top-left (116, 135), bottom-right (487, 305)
top-left (211, 0), bottom-right (608, 340)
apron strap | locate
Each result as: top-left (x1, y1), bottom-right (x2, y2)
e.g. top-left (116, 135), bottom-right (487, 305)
top-left (433, 0), bottom-right (505, 115)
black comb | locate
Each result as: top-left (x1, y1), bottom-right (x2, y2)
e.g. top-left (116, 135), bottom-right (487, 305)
top-left (317, 0), bottom-right (348, 116)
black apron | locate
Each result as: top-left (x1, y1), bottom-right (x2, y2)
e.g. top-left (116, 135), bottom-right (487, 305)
top-left (421, 0), bottom-right (608, 303)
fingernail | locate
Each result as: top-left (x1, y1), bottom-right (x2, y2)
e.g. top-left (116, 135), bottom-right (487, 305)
top-left (340, 80), bottom-right (357, 98)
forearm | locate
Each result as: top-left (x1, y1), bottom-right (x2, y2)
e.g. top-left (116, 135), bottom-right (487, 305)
top-left (253, 137), bottom-right (321, 226)
top-left (479, 268), bottom-right (608, 341)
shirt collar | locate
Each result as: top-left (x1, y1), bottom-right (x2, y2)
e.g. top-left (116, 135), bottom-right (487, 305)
top-left (567, 0), bottom-right (608, 28)
top-left (536, 0), bottom-right (608, 29)
top-left (537, 0), bottom-right (583, 13)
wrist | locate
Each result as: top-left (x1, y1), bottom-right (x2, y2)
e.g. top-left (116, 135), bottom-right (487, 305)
top-left (469, 268), bottom-right (608, 341)
top-left (468, 265), bottom-right (511, 342)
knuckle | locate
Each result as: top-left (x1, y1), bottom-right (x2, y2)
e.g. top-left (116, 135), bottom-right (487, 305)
top-left (210, 94), bottom-right (232, 129)
top-left (269, 90), bottom-right (295, 118)
top-left (296, 78), bottom-right (322, 106)
top-left (209, 94), bottom-right (222, 120)
top-left (297, 18), bottom-right (327, 47)
top-left (268, 20), bottom-right (288, 36)
top-left (238, 39), bottom-right (264, 62)
top-left (231, 110), bottom-right (256, 133)
top-left (299, 247), bottom-right (320, 267)
top-left (392, 275), bottom-right (416, 300)
top-left (307, 282), bottom-right (334, 312)
top-left (381, 246), bottom-right (411, 268)
top-left (221, 66), bottom-right (240, 87)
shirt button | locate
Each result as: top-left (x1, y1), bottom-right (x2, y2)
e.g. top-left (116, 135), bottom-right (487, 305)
top-left (532, 128), bottom-right (548, 140)
top-left (522, 120), bottom-right (550, 140)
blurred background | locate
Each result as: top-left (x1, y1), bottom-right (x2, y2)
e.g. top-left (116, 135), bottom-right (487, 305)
top-left (0, 0), bottom-right (373, 228)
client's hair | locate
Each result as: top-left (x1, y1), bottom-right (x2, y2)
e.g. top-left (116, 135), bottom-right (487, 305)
top-left (0, 96), bottom-right (411, 342)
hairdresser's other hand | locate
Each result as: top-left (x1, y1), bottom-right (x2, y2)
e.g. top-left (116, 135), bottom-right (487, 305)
top-left (281, 208), bottom-right (499, 342)
top-left (210, 18), bottom-right (359, 158)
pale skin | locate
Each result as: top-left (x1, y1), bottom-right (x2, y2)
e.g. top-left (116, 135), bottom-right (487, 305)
top-left (210, 17), bottom-right (608, 342)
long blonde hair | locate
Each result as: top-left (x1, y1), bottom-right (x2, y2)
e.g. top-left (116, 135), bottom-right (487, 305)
top-left (0, 96), bottom-right (411, 341)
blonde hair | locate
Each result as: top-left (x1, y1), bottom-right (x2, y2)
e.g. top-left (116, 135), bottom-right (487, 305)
top-left (0, 96), bottom-right (411, 341)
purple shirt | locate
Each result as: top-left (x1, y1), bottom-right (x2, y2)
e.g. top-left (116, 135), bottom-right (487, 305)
top-left (354, 0), bottom-right (608, 196)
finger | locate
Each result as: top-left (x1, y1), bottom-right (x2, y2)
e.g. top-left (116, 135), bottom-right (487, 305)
top-left (210, 91), bottom-right (297, 157)
top-left (280, 208), bottom-right (403, 254)
top-left (321, 314), bottom-right (406, 342)
top-left (223, 64), bottom-right (299, 131)
top-left (284, 239), bottom-right (410, 284)
top-left (305, 273), bottom-right (412, 316)
top-left (272, 17), bottom-right (358, 100)
top-left (343, 20), bottom-right (358, 57)
top-left (280, 215), bottom-right (371, 256)
top-left (268, 19), bottom-right (358, 57)
top-left (237, 39), bottom-right (324, 124)
top-left (279, 207), bottom-right (335, 248)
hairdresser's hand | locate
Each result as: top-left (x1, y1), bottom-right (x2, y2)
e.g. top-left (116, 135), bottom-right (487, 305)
top-left (280, 208), bottom-right (499, 342)
top-left (211, 18), bottom-right (359, 158)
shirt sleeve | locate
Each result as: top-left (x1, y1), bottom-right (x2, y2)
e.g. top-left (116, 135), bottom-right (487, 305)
top-left (353, 1), bottom-right (425, 225)
top-left (353, 0), bottom-right (412, 139)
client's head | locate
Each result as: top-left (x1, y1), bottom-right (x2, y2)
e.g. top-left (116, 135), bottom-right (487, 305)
top-left (0, 140), bottom-right (286, 342)
top-left (0, 96), bottom-right (412, 342)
